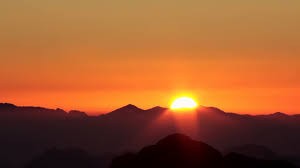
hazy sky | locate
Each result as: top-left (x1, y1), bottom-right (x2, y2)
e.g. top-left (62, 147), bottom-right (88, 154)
top-left (1, 0), bottom-right (300, 114)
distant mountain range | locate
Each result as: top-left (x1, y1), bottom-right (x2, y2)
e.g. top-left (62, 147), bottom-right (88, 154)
top-left (1, 102), bottom-right (300, 120)
top-left (1, 103), bottom-right (300, 167)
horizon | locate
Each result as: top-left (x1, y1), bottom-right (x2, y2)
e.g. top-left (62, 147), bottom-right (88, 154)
top-left (1, 102), bottom-right (297, 116)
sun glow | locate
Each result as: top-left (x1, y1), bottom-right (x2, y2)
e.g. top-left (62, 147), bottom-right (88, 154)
top-left (170, 97), bottom-right (198, 110)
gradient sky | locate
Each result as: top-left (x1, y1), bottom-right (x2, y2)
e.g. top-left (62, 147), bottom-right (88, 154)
top-left (1, 0), bottom-right (300, 114)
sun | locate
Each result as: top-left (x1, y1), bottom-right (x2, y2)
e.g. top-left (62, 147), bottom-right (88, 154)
top-left (170, 97), bottom-right (198, 110)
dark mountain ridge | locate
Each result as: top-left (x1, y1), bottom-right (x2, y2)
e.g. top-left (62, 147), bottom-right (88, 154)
top-left (1, 102), bottom-right (299, 119)
top-left (1, 103), bottom-right (300, 167)
top-left (111, 134), bottom-right (296, 168)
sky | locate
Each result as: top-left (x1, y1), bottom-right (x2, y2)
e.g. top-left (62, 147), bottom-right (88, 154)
top-left (1, 0), bottom-right (300, 114)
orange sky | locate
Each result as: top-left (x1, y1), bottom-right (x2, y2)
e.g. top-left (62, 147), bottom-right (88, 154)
top-left (1, 0), bottom-right (300, 114)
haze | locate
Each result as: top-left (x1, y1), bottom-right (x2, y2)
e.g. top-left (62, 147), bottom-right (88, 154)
top-left (1, 0), bottom-right (300, 114)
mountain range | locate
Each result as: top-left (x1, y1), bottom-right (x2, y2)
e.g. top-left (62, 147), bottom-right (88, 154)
top-left (111, 134), bottom-right (296, 168)
top-left (0, 103), bottom-right (300, 167)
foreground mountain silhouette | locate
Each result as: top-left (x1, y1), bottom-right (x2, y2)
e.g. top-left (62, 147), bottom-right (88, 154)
top-left (1, 103), bottom-right (300, 167)
top-left (24, 134), bottom-right (296, 168)
top-left (111, 134), bottom-right (222, 168)
top-left (111, 134), bottom-right (296, 168)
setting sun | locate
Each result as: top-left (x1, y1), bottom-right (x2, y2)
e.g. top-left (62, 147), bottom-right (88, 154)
top-left (170, 97), bottom-right (198, 110)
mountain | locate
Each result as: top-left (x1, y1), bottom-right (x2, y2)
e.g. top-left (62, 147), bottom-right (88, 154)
top-left (107, 104), bottom-right (143, 115)
top-left (68, 110), bottom-right (89, 118)
top-left (111, 134), bottom-right (296, 168)
top-left (146, 106), bottom-right (168, 113)
top-left (1, 103), bottom-right (300, 167)
top-left (226, 144), bottom-right (278, 160)
top-left (0, 103), bottom-right (89, 118)
top-left (23, 134), bottom-right (297, 168)
top-left (111, 133), bottom-right (223, 168)
top-left (0, 103), bottom-right (66, 118)
top-left (0, 103), bottom-right (17, 111)
top-left (102, 104), bottom-right (167, 118)
top-left (101, 104), bottom-right (144, 119)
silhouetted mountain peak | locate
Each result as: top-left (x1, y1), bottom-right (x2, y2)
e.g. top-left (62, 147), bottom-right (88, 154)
top-left (122, 104), bottom-right (141, 110)
top-left (257, 112), bottom-right (291, 120)
top-left (111, 104), bottom-right (143, 113)
top-left (68, 110), bottom-right (88, 117)
top-left (104, 104), bottom-right (144, 118)
top-left (126, 104), bottom-right (139, 108)
top-left (0, 103), bottom-right (67, 118)
top-left (197, 106), bottom-right (226, 115)
top-left (146, 106), bottom-right (168, 112)
top-left (148, 106), bottom-right (165, 110)
top-left (155, 134), bottom-right (222, 157)
top-left (0, 103), bottom-right (17, 111)
top-left (271, 112), bottom-right (288, 117)
top-left (55, 108), bottom-right (66, 113)
top-left (0, 103), bottom-right (16, 107)
top-left (112, 133), bottom-right (223, 168)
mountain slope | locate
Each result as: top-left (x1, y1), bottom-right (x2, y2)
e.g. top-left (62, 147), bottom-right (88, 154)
top-left (0, 103), bottom-right (300, 167)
